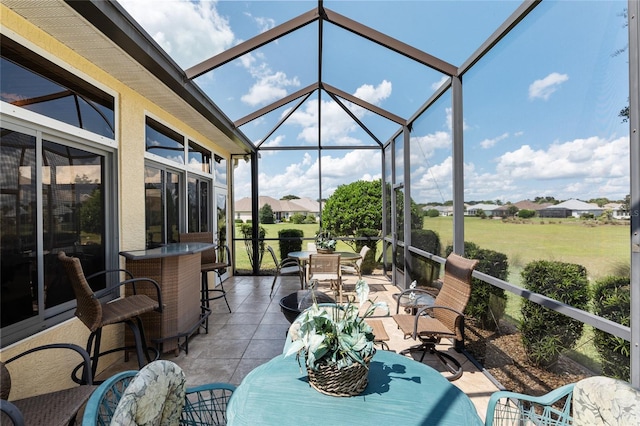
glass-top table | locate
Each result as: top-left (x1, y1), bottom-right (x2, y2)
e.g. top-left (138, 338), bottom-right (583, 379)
top-left (393, 290), bottom-right (436, 314)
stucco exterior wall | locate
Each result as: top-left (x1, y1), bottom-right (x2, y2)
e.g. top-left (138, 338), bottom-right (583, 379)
top-left (0, 4), bottom-right (229, 399)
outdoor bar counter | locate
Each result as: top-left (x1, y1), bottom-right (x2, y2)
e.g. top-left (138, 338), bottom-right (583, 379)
top-left (120, 242), bottom-right (213, 355)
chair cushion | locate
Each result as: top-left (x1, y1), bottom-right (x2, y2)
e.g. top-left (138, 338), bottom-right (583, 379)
top-left (110, 360), bottom-right (186, 426)
top-left (12, 385), bottom-right (96, 426)
top-left (101, 294), bottom-right (159, 326)
top-left (573, 376), bottom-right (640, 425)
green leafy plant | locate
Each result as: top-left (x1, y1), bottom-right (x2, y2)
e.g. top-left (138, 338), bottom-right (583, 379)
top-left (592, 276), bottom-right (630, 380)
top-left (519, 260), bottom-right (590, 367)
top-left (315, 230), bottom-right (337, 250)
top-left (285, 280), bottom-right (388, 370)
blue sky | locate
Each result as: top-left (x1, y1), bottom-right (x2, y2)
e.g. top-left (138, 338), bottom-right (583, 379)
top-left (118, 0), bottom-right (630, 204)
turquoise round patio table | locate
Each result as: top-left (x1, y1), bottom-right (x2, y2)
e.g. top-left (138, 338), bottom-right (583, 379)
top-left (226, 350), bottom-right (483, 425)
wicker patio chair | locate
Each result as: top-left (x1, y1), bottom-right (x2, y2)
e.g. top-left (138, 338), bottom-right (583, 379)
top-left (392, 253), bottom-right (478, 381)
top-left (267, 245), bottom-right (303, 297)
top-left (0, 343), bottom-right (95, 426)
top-left (58, 251), bottom-right (163, 382)
top-left (83, 360), bottom-right (236, 426)
top-left (179, 233), bottom-right (232, 329)
top-left (307, 253), bottom-right (343, 302)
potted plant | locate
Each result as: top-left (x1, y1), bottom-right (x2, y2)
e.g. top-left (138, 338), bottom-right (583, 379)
top-left (315, 230), bottom-right (337, 253)
top-left (284, 279), bottom-right (388, 396)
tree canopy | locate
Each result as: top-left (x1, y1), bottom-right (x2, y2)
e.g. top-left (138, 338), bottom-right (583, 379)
top-left (322, 180), bottom-right (383, 237)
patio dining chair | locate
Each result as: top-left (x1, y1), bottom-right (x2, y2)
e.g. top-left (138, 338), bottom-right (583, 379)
top-left (307, 253), bottom-right (343, 302)
top-left (267, 245), bottom-right (303, 297)
top-left (83, 360), bottom-right (236, 426)
top-left (340, 245), bottom-right (370, 279)
top-left (1, 343), bottom-right (95, 426)
top-left (58, 251), bottom-right (163, 383)
top-left (485, 375), bottom-right (640, 425)
top-left (392, 252), bottom-right (478, 381)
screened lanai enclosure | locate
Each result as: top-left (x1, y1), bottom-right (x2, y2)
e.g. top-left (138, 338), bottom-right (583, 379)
top-left (1, 0), bottom-right (638, 387)
top-left (158, 0), bottom-right (639, 385)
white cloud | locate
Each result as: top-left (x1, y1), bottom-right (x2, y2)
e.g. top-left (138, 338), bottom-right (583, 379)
top-left (431, 76), bottom-right (450, 92)
top-left (247, 150), bottom-right (382, 200)
top-left (286, 81), bottom-right (392, 145)
top-left (479, 132), bottom-right (509, 149)
top-left (528, 72), bottom-right (569, 101)
top-left (241, 71), bottom-right (300, 106)
top-left (118, 0), bottom-right (235, 69)
top-left (495, 136), bottom-right (628, 180)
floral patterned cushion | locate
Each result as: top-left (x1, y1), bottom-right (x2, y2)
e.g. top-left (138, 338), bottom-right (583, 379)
top-left (110, 360), bottom-right (186, 426)
top-left (573, 376), bottom-right (640, 426)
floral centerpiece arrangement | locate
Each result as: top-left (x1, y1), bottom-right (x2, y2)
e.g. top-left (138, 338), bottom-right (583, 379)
top-left (284, 279), bottom-right (388, 396)
top-left (315, 230), bottom-right (336, 253)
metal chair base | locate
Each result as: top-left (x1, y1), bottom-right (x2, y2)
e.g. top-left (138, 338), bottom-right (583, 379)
top-left (400, 340), bottom-right (463, 381)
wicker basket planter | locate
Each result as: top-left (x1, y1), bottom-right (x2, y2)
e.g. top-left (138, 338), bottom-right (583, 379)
top-left (317, 248), bottom-right (335, 254)
top-left (306, 354), bottom-right (373, 397)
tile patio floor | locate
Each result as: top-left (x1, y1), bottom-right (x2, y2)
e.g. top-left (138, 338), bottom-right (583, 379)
top-left (97, 273), bottom-right (500, 422)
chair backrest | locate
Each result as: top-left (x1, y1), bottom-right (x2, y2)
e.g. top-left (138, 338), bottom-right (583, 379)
top-left (432, 253), bottom-right (478, 336)
top-left (179, 232), bottom-right (216, 264)
top-left (356, 246), bottom-right (371, 268)
top-left (266, 245), bottom-right (279, 270)
top-left (308, 254), bottom-right (341, 275)
top-left (110, 360), bottom-right (187, 425)
top-left (83, 370), bottom-right (137, 425)
top-left (573, 376), bottom-right (640, 425)
top-left (58, 251), bottom-right (103, 331)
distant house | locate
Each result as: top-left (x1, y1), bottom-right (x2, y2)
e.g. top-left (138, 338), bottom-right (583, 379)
top-left (493, 200), bottom-right (553, 217)
top-left (235, 196), bottom-right (320, 222)
top-left (465, 203), bottom-right (500, 217)
top-left (539, 199), bottom-right (604, 218)
top-left (423, 205), bottom-right (453, 216)
top-left (603, 202), bottom-right (629, 219)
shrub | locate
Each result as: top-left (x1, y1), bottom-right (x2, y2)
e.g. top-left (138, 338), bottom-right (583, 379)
top-left (303, 214), bottom-right (317, 224)
top-left (517, 209), bottom-right (536, 219)
top-left (240, 223), bottom-right (266, 269)
top-left (355, 228), bottom-right (379, 275)
top-left (409, 229), bottom-right (441, 286)
top-left (426, 209), bottom-right (440, 218)
top-left (290, 213), bottom-right (305, 224)
top-left (259, 204), bottom-right (275, 224)
top-left (234, 218), bottom-right (244, 224)
top-left (592, 276), bottom-right (630, 380)
top-left (277, 229), bottom-right (304, 260)
top-left (519, 260), bottom-right (590, 367)
top-left (446, 242), bottom-right (508, 330)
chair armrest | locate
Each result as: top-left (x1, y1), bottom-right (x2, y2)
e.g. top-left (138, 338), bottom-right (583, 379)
top-left (5, 343), bottom-right (93, 385)
top-left (82, 370), bottom-right (137, 425)
top-left (117, 277), bottom-right (164, 313)
top-left (485, 384), bottom-right (574, 426)
top-left (411, 305), bottom-right (465, 339)
top-left (85, 268), bottom-right (134, 282)
top-left (0, 400), bottom-right (24, 426)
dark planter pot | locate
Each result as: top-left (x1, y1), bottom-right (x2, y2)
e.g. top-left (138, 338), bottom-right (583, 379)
top-left (279, 290), bottom-right (336, 323)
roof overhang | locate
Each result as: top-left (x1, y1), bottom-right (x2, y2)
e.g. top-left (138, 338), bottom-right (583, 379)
top-left (2, 0), bottom-right (255, 155)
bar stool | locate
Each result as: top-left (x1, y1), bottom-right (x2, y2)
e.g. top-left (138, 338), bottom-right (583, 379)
top-left (179, 233), bottom-right (232, 333)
